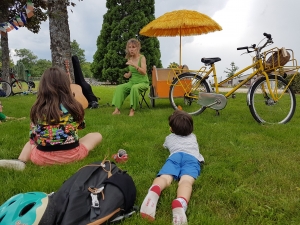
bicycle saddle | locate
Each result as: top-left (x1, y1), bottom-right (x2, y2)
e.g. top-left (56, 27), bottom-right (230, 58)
top-left (201, 57), bottom-right (221, 65)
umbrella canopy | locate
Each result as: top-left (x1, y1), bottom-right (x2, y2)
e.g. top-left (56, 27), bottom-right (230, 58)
top-left (140, 10), bottom-right (222, 65)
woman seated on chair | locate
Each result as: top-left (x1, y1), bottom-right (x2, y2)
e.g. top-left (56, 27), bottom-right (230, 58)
top-left (112, 38), bottom-right (149, 117)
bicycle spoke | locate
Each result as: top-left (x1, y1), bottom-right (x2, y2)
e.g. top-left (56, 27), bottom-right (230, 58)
top-left (11, 80), bottom-right (29, 95)
top-left (169, 73), bottom-right (210, 115)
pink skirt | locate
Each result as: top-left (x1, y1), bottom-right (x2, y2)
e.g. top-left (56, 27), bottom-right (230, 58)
top-left (30, 143), bottom-right (89, 166)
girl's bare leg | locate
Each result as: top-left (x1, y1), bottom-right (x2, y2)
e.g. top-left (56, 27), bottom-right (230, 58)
top-left (79, 132), bottom-right (102, 151)
top-left (18, 141), bottom-right (36, 162)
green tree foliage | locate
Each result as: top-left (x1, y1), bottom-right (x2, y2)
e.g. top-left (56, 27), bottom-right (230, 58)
top-left (286, 73), bottom-right (300, 94)
top-left (31, 59), bottom-right (52, 77)
top-left (81, 62), bottom-right (92, 78)
top-left (14, 48), bottom-right (37, 71)
top-left (168, 62), bottom-right (179, 68)
top-left (224, 62), bottom-right (240, 78)
top-left (70, 40), bottom-right (94, 78)
top-left (91, 0), bottom-right (162, 84)
top-left (13, 49), bottom-right (51, 78)
top-left (13, 61), bottom-right (26, 79)
top-left (0, 0), bottom-right (47, 82)
top-left (71, 39), bottom-right (85, 64)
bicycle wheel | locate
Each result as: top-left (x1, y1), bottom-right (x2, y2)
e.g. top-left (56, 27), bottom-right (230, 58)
top-left (169, 73), bottom-right (210, 115)
top-left (248, 75), bottom-right (296, 124)
top-left (0, 81), bottom-right (12, 97)
top-left (11, 80), bottom-right (29, 95)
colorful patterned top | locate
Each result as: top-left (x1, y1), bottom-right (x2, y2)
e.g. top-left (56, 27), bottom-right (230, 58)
top-left (29, 105), bottom-right (85, 151)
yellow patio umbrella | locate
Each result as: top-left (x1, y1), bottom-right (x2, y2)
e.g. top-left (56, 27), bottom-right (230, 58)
top-left (139, 10), bottom-right (222, 66)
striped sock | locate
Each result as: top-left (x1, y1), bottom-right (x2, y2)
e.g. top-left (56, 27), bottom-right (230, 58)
top-left (140, 185), bottom-right (161, 221)
top-left (172, 197), bottom-right (188, 225)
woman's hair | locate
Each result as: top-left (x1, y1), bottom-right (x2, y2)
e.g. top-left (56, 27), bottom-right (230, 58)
top-left (169, 110), bottom-right (193, 136)
top-left (125, 38), bottom-right (141, 59)
top-left (30, 67), bottom-right (84, 124)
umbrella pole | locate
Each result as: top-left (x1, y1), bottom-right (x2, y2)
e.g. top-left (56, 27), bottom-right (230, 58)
top-left (180, 28), bottom-right (182, 66)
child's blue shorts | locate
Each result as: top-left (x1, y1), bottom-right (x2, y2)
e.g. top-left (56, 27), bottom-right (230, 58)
top-left (157, 152), bottom-right (201, 180)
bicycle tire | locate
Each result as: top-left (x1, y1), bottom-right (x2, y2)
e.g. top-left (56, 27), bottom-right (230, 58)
top-left (169, 73), bottom-right (210, 115)
top-left (0, 81), bottom-right (12, 97)
top-left (248, 75), bottom-right (296, 124)
top-left (11, 79), bottom-right (29, 95)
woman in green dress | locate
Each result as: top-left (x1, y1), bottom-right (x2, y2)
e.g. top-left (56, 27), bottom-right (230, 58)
top-left (112, 38), bottom-right (149, 116)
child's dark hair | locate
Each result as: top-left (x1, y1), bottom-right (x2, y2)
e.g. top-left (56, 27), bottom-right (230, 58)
top-left (168, 110), bottom-right (193, 136)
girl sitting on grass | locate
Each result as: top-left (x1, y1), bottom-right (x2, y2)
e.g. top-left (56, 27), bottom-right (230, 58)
top-left (0, 67), bottom-right (102, 171)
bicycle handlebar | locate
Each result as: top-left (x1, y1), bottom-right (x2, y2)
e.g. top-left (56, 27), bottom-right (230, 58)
top-left (236, 33), bottom-right (273, 53)
top-left (237, 46), bottom-right (248, 50)
top-left (263, 32), bottom-right (272, 39)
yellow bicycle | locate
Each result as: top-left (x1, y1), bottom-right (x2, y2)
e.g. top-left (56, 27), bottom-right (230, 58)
top-left (169, 33), bottom-right (300, 124)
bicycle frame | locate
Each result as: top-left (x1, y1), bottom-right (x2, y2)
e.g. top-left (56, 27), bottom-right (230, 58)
top-left (180, 56), bottom-right (299, 102)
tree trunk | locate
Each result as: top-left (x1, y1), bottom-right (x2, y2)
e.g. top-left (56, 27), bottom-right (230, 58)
top-left (1, 32), bottom-right (11, 84)
top-left (0, 5), bottom-right (11, 84)
top-left (48, 0), bottom-right (74, 82)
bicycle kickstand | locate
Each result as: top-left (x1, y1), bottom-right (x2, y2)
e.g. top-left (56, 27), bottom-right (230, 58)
top-left (215, 110), bottom-right (220, 116)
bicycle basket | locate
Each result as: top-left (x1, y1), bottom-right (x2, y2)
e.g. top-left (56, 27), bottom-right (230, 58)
top-left (263, 47), bottom-right (291, 72)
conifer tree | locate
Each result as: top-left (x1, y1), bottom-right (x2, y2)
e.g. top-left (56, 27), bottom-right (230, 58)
top-left (91, 0), bottom-right (162, 84)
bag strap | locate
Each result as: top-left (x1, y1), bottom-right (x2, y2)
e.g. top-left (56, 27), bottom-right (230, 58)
top-left (80, 158), bottom-right (113, 178)
top-left (87, 208), bottom-right (121, 225)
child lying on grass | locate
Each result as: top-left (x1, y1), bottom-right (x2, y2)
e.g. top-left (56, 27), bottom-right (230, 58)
top-left (140, 110), bottom-right (205, 225)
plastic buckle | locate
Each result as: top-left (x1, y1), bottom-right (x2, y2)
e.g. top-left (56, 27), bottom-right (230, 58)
top-left (90, 187), bottom-right (104, 208)
top-left (91, 194), bottom-right (99, 208)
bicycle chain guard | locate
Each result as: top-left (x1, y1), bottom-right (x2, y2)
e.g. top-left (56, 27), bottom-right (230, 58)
top-left (198, 93), bottom-right (227, 110)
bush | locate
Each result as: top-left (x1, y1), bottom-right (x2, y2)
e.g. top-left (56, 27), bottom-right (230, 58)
top-left (286, 73), bottom-right (300, 93)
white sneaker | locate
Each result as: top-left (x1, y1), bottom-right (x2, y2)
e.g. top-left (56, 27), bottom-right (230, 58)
top-left (0, 160), bottom-right (26, 171)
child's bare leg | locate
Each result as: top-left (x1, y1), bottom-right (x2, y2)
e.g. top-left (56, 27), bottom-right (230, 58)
top-left (172, 175), bottom-right (195, 225)
top-left (140, 174), bottom-right (173, 221)
top-left (79, 132), bottom-right (102, 151)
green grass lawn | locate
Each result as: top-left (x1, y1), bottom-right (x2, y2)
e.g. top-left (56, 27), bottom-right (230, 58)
top-left (0, 86), bottom-right (300, 225)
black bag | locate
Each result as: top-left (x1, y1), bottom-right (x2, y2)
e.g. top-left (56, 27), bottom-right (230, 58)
top-left (51, 160), bottom-right (137, 225)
